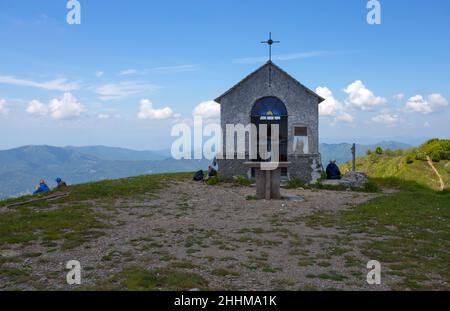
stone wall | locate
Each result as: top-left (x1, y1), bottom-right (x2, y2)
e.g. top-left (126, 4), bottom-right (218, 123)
top-left (217, 62), bottom-right (322, 182)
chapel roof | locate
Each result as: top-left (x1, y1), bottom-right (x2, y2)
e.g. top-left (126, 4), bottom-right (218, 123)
top-left (215, 60), bottom-right (325, 104)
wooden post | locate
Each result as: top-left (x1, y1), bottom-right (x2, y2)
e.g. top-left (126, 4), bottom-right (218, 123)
top-left (351, 143), bottom-right (356, 172)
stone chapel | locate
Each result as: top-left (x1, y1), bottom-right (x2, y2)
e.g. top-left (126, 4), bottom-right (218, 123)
top-left (215, 60), bottom-right (324, 183)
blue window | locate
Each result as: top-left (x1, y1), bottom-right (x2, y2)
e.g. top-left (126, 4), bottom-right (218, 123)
top-left (251, 97), bottom-right (287, 118)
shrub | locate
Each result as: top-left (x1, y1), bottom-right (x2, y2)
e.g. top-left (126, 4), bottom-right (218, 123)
top-left (286, 179), bottom-right (307, 189)
top-left (366, 149), bottom-right (373, 156)
top-left (364, 180), bottom-right (381, 193)
top-left (430, 151), bottom-right (441, 162)
top-left (207, 175), bottom-right (220, 186)
top-left (415, 152), bottom-right (426, 161)
top-left (375, 147), bottom-right (383, 155)
top-left (406, 154), bottom-right (415, 164)
top-left (234, 175), bottom-right (251, 187)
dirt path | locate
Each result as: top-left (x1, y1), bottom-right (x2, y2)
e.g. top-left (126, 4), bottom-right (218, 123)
top-left (1, 182), bottom-right (392, 291)
top-left (427, 156), bottom-right (445, 191)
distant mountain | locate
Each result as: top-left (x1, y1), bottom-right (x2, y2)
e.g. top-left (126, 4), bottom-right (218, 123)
top-left (319, 141), bottom-right (411, 165)
top-left (0, 145), bottom-right (209, 199)
top-left (64, 146), bottom-right (169, 161)
top-left (0, 141), bottom-right (412, 199)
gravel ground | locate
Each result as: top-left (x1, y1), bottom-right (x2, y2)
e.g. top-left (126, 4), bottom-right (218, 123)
top-left (0, 181), bottom-right (397, 291)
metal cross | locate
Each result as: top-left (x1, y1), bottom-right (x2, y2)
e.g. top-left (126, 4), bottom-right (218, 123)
top-left (261, 32), bottom-right (280, 61)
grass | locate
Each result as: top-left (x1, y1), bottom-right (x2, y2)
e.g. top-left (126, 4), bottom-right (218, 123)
top-left (286, 178), bottom-right (307, 189)
top-left (0, 204), bottom-right (107, 249)
top-left (211, 267), bottom-right (240, 277)
top-left (0, 172), bottom-right (191, 250)
top-left (305, 177), bottom-right (450, 289)
top-left (341, 150), bottom-right (449, 191)
top-left (111, 267), bottom-right (208, 291)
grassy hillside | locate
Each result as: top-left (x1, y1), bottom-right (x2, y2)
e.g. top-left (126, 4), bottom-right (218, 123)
top-left (341, 139), bottom-right (449, 191)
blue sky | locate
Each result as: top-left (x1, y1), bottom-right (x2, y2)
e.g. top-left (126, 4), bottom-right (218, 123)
top-left (0, 0), bottom-right (449, 150)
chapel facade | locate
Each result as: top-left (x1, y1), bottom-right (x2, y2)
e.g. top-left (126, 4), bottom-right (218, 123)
top-left (215, 61), bottom-right (324, 183)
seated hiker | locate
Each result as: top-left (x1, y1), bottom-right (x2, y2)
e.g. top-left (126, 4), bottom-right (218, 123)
top-left (55, 177), bottom-right (67, 189)
top-left (208, 165), bottom-right (217, 178)
top-left (33, 179), bottom-right (50, 194)
top-left (204, 165), bottom-right (217, 182)
top-left (326, 160), bottom-right (342, 180)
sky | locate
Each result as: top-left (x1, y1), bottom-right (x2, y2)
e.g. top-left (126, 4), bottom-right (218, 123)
top-left (0, 0), bottom-right (449, 150)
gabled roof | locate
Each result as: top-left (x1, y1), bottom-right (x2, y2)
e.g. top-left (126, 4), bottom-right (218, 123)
top-left (215, 60), bottom-right (325, 104)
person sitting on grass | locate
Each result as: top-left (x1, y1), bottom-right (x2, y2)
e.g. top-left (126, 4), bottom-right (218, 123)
top-left (55, 177), bottom-right (67, 189)
top-left (33, 179), bottom-right (50, 195)
top-left (326, 160), bottom-right (342, 180)
top-left (204, 165), bottom-right (218, 182)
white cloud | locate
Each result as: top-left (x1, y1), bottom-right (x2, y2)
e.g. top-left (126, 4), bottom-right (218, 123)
top-left (371, 114), bottom-right (400, 126)
top-left (97, 113), bottom-right (111, 119)
top-left (96, 81), bottom-right (159, 100)
top-left (137, 99), bottom-right (173, 120)
top-left (26, 93), bottom-right (85, 120)
top-left (233, 51), bottom-right (333, 64)
top-left (394, 93), bottom-right (405, 101)
top-left (119, 69), bottom-right (138, 76)
top-left (405, 93), bottom-right (448, 114)
top-left (26, 99), bottom-right (48, 116)
top-left (193, 100), bottom-right (220, 119)
top-left (149, 64), bottom-right (199, 74)
top-left (344, 80), bottom-right (387, 110)
top-left (0, 75), bottom-right (80, 91)
top-left (0, 98), bottom-right (9, 115)
top-left (316, 87), bottom-right (354, 124)
top-left (95, 71), bottom-right (104, 78)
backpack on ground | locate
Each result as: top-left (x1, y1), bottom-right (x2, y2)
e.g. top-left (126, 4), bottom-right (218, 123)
top-left (193, 170), bottom-right (204, 181)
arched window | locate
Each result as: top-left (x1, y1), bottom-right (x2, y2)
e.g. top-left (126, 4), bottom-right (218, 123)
top-left (251, 97), bottom-right (287, 120)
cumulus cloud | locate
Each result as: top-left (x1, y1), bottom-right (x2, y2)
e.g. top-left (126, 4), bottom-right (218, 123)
top-left (26, 100), bottom-right (48, 116)
top-left (0, 98), bottom-right (9, 115)
top-left (193, 100), bottom-right (220, 119)
top-left (344, 80), bottom-right (387, 110)
top-left (405, 93), bottom-right (448, 114)
top-left (137, 99), bottom-right (173, 120)
top-left (96, 81), bottom-right (159, 100)
top-left (26, 93), bottom-right (85, 120)
top-left (316, 87), bottom-right (354, 124)
top-left (371, 114), bottom-right (399, 126)
top-left (0, 75), bottom-right (79, 91)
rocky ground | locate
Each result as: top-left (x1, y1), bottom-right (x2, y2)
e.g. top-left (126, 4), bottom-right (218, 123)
top-left (1, 179), bottom-right (410, 291)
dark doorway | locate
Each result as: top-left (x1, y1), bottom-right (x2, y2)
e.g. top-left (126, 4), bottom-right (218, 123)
top-left (250, 97), bottom-right (288, 176)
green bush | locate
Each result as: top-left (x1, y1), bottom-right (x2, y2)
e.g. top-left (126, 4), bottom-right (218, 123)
top-left (415, 152), bottom-right (426, 161)
top-left (286, 179), bottom-right (307, 189)
top-left (364, 180), bottom-right (381, 193)
top-left (375, 147), bottom-right (383, 155)
top-left (406, 154), bottom-right (415, 164)
top-left (430, 151), bottom-right (441, 162)
top-left (234, 175), bottom-right (251, 187)
top-left (206, 175), bottom-right (220, 186)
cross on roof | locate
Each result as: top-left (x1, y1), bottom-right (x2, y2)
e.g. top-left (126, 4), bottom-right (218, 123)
top-left (261, 32), bottom-right (280, 62)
